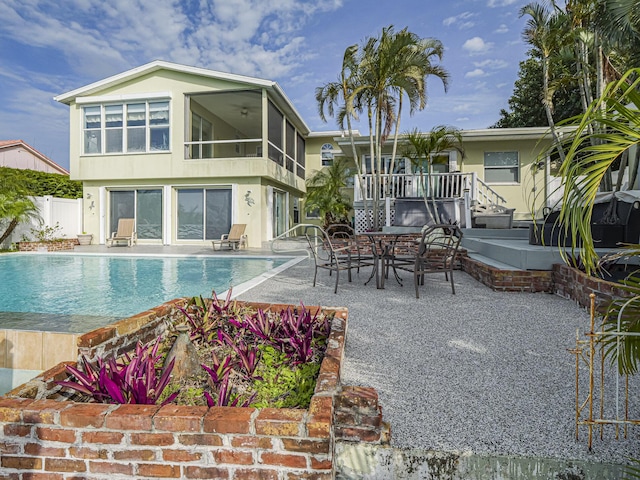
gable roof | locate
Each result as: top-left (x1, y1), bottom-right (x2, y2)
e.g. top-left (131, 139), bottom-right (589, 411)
top-left (54, 60), bottom-right (309, 134)
top-left (0, 140), bottom-right (69, 175)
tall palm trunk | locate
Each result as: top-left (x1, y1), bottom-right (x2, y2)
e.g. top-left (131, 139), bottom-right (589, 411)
top-left (386, 95), bottom-right (403, 199)
top-left (542, 55), bottom-right (566, 163)
top-left (367, 104), bottom-right (378, 231)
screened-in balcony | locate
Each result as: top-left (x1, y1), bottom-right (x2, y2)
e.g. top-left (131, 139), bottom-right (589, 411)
top-left (184, 90), bottom-right (305, 179)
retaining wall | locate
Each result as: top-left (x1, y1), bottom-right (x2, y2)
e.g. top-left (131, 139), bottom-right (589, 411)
top-left (17, 240), bottom-right (79, 252)
top-left (0, 299), bottom-right (389, 479)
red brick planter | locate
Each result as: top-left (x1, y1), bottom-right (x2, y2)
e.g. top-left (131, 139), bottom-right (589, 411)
top-left (0, 298), bottom-right (389, 478)
top-left (17, 239), bottom-right (79, 252)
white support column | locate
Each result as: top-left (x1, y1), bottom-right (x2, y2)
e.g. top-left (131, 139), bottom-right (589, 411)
top-left (99, 187), bottom-right (106, 244)
top-left (163, 185), bottom-right (172, 245)
top-left (77, 198), bottom-right (83, 235)
top-left (464, 189), bottom-right (472, 228)
top-left (471, 172), bottom-right (478, 203)
top-left (385, 197), bottom-right (391, 227)
top-left (266, 186), bottom-right (273, 241)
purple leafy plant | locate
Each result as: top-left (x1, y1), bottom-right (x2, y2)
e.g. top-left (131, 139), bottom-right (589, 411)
top-left (180, 290), bottom-right (241, 345)
top-left (216, 330), bottom-right (261, 379)
top-left (58, 337), bottom-right (178, 405)
top-left (201, 351), bottom-right (255, 407)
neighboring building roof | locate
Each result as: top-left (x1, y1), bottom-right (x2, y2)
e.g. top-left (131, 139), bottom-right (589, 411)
top-left (0, 140), bottom-right (69, 175)
top-left (54, 60), bottom-right (310, 134)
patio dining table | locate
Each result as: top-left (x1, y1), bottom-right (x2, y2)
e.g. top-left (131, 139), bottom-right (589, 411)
top-left (362, 231), bottom-right (419, 289)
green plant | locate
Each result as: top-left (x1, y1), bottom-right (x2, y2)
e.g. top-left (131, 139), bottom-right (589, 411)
top-left (28, 222), bottom-right (65, 242)
top-left (0, 167), bottom-right (82, 199)
top-left (251, 346), bottom-right (320, 409)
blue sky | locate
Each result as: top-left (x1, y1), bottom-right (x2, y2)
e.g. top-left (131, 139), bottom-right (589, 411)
top-left (0, 0), bottom-right (531, 170)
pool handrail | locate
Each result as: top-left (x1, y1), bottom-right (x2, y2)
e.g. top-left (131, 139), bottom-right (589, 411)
top-left (271, 224), bottom-right (326, 256)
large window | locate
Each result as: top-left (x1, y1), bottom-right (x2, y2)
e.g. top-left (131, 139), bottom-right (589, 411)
top-left (484, 151), bottom-right (519, 183)
top-left (83, 101), bottom-right (169, 155)
top-left (110, 189), bottom-right (163, 240)
top-left (177, 188), bottom-right (232, 240)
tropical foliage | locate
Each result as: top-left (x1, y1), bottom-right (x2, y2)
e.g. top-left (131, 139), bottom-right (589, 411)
top-left (59, 293), bottom-right (332, 409)
top-left (0, 175), bottom-right (40, 246)
top-left (58, 337), bottom-right (178, 405)
top-left (556, 68), bottom-right (640, 378)
top-left (0, 167), bottom-right (82, 199)
top-left (304, 158), bottom-right (352, 229)
top-left (402, 126), bottom-right (464, 225)
top-left (493, 53), bottom-right (583, 128)
top-left (316, 25), bottom-right (449, 230)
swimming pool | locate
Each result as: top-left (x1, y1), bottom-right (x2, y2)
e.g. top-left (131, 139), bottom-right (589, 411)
top-left (0, 254), bottom-right (296, 333)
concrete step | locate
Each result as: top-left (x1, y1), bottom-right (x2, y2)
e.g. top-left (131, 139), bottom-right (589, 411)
top-left (461, 236), bottom-right (565, 271)
top-left (466, 252), bottom-right (523, 271)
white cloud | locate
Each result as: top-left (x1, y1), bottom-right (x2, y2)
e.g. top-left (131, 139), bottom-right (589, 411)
top-left (494, 24), bottom-right (509, 33)
top-left (442, 11), bottom-right (476, 29)
top-left (465, 69), bottom-right (486, 78)
top-left (0, 0), bottom-right (341, 81)
top-left (487, 0), bottom-right (517, 7)
top-left (462, 37), bottom-right (493, 54)
top-left (473, 59), bottom-right (508, 69)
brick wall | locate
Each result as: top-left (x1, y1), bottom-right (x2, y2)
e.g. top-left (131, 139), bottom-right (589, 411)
top-left (17, 240), bottom-right (79, 252)
top-left (461, 256), bottom-right (553, 293)
top-left (552, 263), bottom-right (632, 311)
top-left (0, 300), bottom-right (361, 479)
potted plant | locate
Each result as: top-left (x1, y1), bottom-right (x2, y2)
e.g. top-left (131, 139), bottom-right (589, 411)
top-left (77, 232), bottom-right (93, 245)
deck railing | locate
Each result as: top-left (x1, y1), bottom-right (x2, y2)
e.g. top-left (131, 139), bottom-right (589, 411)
top-left (353, 172), bottom-right (506, 206)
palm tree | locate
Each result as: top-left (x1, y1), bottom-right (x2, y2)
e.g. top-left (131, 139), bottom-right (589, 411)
top-left (317, 26), bottom-right (449, 231)
top-left (316, 44), bottom-right (372, 230)
top-left (359, 26), bottom-right (450, 230)
top-left (558, 68), bottom-right (640, 374)
top-left (304, 158), bottom-right (352, 230)
top-left (520, 2), bottom-right (570, 163)
top-left (0, 176), bottom-right (40, 246)
top-left (402, 126), bottom-right (464, 225)
top-left (558, 68), bottom-right (640, 275)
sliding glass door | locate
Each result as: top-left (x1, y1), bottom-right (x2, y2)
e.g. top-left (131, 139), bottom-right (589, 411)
top-left (110, 189), bottom-right (163, 240)
top-left (177, 188), bottom-right (232, 240)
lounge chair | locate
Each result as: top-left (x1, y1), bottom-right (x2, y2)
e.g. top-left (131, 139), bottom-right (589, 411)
top-left (107, 218), bottom-right (137, 247)
top-left (212, 224), bottom-right (247, 251)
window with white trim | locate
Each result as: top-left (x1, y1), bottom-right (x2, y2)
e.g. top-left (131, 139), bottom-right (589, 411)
top-left (484, 151), bottom-right (519, 183)
top-left (83, 101), bottom-right (169, 155)
top-left (321, 143), bottom-right (333, 166)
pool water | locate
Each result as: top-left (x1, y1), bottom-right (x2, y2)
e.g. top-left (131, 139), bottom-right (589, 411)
top-left (0, 254), bottom-right (290, 333)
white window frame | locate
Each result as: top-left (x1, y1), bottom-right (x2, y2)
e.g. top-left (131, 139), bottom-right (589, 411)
top-left (483, 151), bottom-right (520, 184)
top-left (82, 100), bottom-right (170, 155)
top-left (321, 143), bottom-right (334, 166)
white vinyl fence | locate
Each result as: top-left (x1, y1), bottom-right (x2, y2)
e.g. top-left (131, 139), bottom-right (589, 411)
top-left (1, 196), bottom-right (83, 248)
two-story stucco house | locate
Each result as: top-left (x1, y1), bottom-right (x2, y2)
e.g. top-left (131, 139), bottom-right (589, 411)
top-left (55, 60), bottom-right (310, 247)
top-left (56, 60), bottom-right (559, 246)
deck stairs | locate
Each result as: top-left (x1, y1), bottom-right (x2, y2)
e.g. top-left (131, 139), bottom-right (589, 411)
top-left (460, 228), bottom-right (557, 271)
top-left (461, 227), bottom-right (624, 271)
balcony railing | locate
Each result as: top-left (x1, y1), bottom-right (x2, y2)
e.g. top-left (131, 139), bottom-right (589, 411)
top-left (353, 172), bottom-right (506, 206)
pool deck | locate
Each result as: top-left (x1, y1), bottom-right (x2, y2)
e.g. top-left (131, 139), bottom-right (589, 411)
top-left (69, 244), bottom-right (299, 257)
top-left (231, 254), bottom-right (639, 472)
top-left (4, 244), bottom-right (638, 474)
